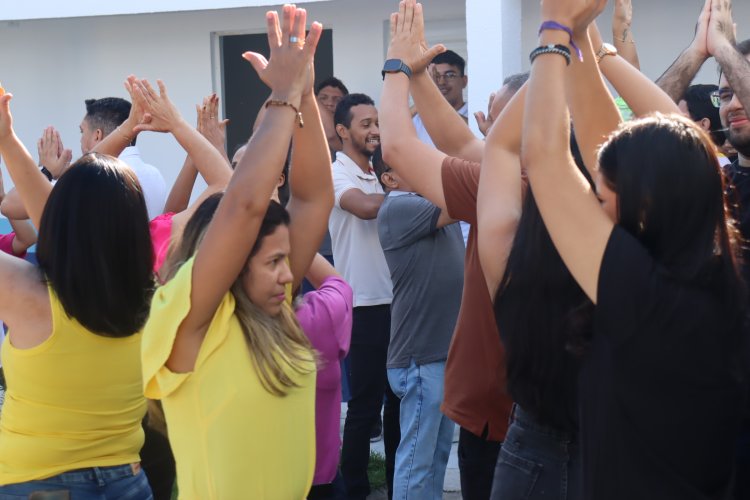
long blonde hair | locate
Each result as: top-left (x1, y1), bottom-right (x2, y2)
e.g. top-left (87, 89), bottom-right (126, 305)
top-left (166, 193), bottom-right (316, 396)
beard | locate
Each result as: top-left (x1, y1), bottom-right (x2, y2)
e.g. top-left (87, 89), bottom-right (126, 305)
top-left (728, 129), bottom-right (750, 158)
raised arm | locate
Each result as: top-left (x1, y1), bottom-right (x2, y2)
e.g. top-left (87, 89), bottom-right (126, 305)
top-left (304, 253), bottom-right (341, 289)
top-left (163, 6), bottom-right (320, 373)
top-left (567, 26), bottom-right (622, 175)
top-left (708, 0), bottom-right (750, 116)
top-left (286, 73), bottom-right (335, 291)
top-left (92, 76), bottom-right (146, 157)
top-left (0, 96), bottom-right (53, 229)
top-left (380, 0), bottom-right (451, 211)
top-left (8, 218), bottom-right (37, 255)
top-left (522, 0), bottom-right (613, 303)
top-left (655, 0), bottom-right (711, 102)
top-left (476, 82), bottom-right (526, 297)
top-left (612, 0), bottom-right (640, 69)
top-left (591, 23), bottom-right (682, 118)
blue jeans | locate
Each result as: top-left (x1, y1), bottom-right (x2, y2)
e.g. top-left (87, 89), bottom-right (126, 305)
top-left (490, 405), bottom-right (581, 500)
top-left (387, 360), bottom-right (454, 500)
top-left (0, 463), bottom-right (153, 499)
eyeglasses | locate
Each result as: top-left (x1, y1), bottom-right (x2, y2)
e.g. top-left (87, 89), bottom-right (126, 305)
top-left (432, 71), bottom-right (460, 83)
top-left (710, 88), bottom-right (734, 108)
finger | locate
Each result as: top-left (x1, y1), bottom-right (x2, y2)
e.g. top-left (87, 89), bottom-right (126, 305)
top-left (474, 111), bottom-right (486, 125)
top-left (292, 8), bottom-right (307, 46)
top-left (422, 43), bottom-right (446, 63)
top-left (62, 149), bottom-right (72, 165)
top-left (140, 80), bottom-right (159, 101)
top-left (390, 13), bottom-right (398, 40)
top-left (265, 11), bottom-right (282, 49)
top-left (487, 93), bottom-right (496, 114)
top-left (280, 4), bottom-right (295, 45)
top-left (304, 22), bottom-right (323, 57)
top-left (0, 94), bottom-right (12, 115)
top-left (396, 0), bottom-right (406, 34)
top-left (414, 3), bottom-right (427, 40)
top-left (403, 0), bottom-right (415, 32)
top-left (37, 138), bottom-right (43, 155)
top-left (220, 119), bottom-right (230, 129)
top-left (242, 51), bottom-right (270, 76)
top-left (156, 80), bottom-right (168, 99)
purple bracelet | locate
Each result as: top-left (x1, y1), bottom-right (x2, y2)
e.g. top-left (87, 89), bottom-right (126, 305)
top-left (538, 21), bottom-right (583, 62)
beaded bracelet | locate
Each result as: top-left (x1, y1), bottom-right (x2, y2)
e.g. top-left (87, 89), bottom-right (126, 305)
top-left (529, 44), bottom-right (572, 66)
top-left (266, 99), bottom-right (304, 128)
top-left (539, 21), bottom-right (583, 62)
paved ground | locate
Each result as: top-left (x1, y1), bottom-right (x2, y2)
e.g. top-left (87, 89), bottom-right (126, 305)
top-left (341, 403), bottom-right (462, 499)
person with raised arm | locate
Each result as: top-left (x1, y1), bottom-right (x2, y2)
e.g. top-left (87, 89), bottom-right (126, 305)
top-left (524, 0), bottom-right (746, 498)
top-left (612, 0), bottom-right (640, 69)
top-left (0, 91), bottom-right (154, 496)
top-left (140, 6), bottom-right (331, 498)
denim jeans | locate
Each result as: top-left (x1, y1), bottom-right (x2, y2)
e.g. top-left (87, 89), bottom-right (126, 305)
top-left (387, 360), bottom-right (455, 500)
top-left (490, 405), bottom-right (581, 500)
top-left (0, 464), bottom-right (153, 499)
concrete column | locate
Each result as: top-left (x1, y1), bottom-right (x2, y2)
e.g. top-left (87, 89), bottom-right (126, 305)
top-left (465, 0), bottom-right (523, 136)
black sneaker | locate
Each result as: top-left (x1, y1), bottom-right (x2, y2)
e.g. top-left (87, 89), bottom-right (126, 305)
top-left (370, 417), bottom-right (382, 443)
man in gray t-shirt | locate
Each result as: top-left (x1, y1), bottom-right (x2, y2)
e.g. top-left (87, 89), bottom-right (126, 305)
top-left (374, 148), bottom-right (464, 498)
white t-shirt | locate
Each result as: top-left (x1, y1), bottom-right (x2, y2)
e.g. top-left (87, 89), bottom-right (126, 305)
top-left (119, 146), bottom-right (167, 220)
top-left (329, 152), bottom-right (393, 308)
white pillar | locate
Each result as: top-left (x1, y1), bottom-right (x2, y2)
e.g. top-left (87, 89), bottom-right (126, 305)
top-left (465, 0), bottom-right (523, 136)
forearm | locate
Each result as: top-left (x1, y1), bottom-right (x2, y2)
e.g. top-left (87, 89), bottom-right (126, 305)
top-left (381, 74), bottom-right (420, 166)
top-left (655, 48), bottom-right (707, 102)
top-left (163, 156), bottom-right (199, 214)
top-left (600, 56), bottom-right (682, 116)
top-left (715, 43), bottom-right (750, 114)
top-left (171, 120), bottom-right (231, 189)
top-left (0, 134), bottom-right (52, 228)
top-left (92, 118), bottom-right (136, 157)
top-left (411, 72), bottom-right (481, 159)
top-left (0, 188), bottom-right (29, 220)
top-left (567, 31), bottom-right (621, 175)
top-left (9, 219), bottom-right (37, 253)
top-left (304, 253), bottom-right (340, 289)
top-left (613, 32), bottom-right (640, 70)
top-left (290, 94), bottom-right (333, 204)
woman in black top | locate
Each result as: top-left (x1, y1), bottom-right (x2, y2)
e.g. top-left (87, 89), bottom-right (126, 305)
top-left (520, 1), bottom-right (747, 499)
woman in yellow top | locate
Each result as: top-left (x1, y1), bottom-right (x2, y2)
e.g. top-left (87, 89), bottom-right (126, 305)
top-left (0, 97), bottom-right (154, 494)
top-left (140, 5), bottom-right (334, 498)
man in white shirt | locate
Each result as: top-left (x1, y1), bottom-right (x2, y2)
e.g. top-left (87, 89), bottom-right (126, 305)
top-left (329, 93), bottom-right (399, 500)
top-left (80, 97), bottom-right (167, 219)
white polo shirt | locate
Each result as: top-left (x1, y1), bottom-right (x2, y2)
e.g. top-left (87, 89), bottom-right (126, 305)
top-left (329, 151), bottom-right (393, 308)
top-left (119, 146), bottom-right (167, 220)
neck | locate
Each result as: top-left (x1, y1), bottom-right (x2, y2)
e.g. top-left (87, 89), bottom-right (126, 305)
top-left (740, 153), bottom-right (750, 168)
top-left (341, 146), bottom-right (371, 173)
top-left (451, 99), bottom-right (465, 112)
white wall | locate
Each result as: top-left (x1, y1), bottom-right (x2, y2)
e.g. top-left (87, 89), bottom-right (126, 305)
top-left (0, 0), bottom-right (465, 196)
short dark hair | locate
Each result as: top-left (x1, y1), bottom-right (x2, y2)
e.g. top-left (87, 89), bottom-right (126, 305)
top-left (316, 77), bottom-right (349, 96)
top-left (432, 50), bottom-right (466, 76)
top-left (36, 153), bottom-right (154, 337)
top-left (683, 84), bottom-right (725, 146)
top-left (503, 72), bottom-right (530, 93)
top-left (738, 39), bottom-right (750, 56)
top-left (84, 97), bottom-right (134, 145)
top-left (333, 93), bottom-right (375, 131)
top-left (371, 146), bottom-right (389, 190)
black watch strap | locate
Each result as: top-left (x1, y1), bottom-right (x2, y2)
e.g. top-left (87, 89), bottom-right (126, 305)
top-left (382, 59), bottom-right (413, 80)
top-left (40, 166), bottom-right (54, 181)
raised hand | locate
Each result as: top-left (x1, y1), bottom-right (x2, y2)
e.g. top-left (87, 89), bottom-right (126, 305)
top-left (688, 0), bottom-right (712, 59)
top-left (474, 91), bottom-right (497, 137)
top-left (387, 0), bottom-right (445, 74)
top-left (242, 5), bottom-right (322, 105)
top-left (197, 93), bottom-right (229, 151)
top-left (0, 93), bottom-right (14, 144)
top-left (37, 127), bottom-right (72, 178)
top-left (132, 79), bottom-right (186, 134)
top-left (613, 0), bottom-right (633, 42)
top-left (540, 0), bottom-right (608, 35)
top-left (707, 0), bottom-right (736, 56)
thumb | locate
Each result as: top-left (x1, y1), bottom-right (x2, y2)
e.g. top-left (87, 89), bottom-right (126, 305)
top-left (423, 44), bottom-right (446, 62)
top-left (242, 51), bottom-right (269, 76)
top-left (0, 93), bottom-right (13, 114)
top-left (474, 111), bottom-right (487, 125)
top-left (62, 149), bottom-right (73, 164)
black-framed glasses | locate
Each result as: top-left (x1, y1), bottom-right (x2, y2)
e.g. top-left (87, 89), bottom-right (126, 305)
top-left (433, 71), bottom-right (460, 83)
top-left (710, 88), bottom-right (734, 108)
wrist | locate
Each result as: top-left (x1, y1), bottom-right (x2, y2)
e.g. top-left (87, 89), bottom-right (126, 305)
top-left (269, 91), bottom-right (302, 109)
top-left (539, 31), bottom-right (571, 47)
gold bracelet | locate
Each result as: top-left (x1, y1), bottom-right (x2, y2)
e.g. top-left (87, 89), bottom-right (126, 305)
top-left (265, 99), bottom-right (304, 128)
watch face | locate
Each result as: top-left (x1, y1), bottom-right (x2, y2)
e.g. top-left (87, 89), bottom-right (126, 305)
top-left (384, 59), bottom-right (402, 72)
top-left (603, 43), bottom-right (616, 55)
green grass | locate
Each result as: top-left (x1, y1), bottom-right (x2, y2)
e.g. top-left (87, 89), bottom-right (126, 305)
top-left (367, 450), bottom-right (387, 491)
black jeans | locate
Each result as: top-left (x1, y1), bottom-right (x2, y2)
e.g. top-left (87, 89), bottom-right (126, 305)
top-left (340, 305), bottom-right (400, 499)
top-left (458, 426), bottom-right (502, 500)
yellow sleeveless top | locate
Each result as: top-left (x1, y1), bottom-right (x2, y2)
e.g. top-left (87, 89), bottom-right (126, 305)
top-left (0, 285), bottom-right (146, 484)
top-left (142, 257), bottom-right (316, 499)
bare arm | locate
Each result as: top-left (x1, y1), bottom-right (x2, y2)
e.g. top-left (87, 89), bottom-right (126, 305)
top-left (477, 82), bottom-right (526, 297)
top-left (163, 155), bottom-right (198, 214)
top-left (162, 8), bottom-right (321, 373)
top-left (287, 90), bottom-right (335, 292)
top-left (92, 76), bottom-right (145, 157)
top-left (1, 188), bottom-right (30, 220)
top-left (339, 189), bottom-right (384, 220)
top-left (612, 0), bottom-right (640, 70)
top-left (655, 0), bottom-right (711, 102)
top-left (304, 253), bottom-right (340, 289)
top-left (567, 27), bottom-right (622, 176)
top-left (522, 1), bottom-right (613, 304)
top-left (9, 219), bottom-right (37, 255)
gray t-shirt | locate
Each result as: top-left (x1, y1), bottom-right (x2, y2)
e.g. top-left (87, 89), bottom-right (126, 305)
top-left (377, 191), bottom-right (465, 368)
